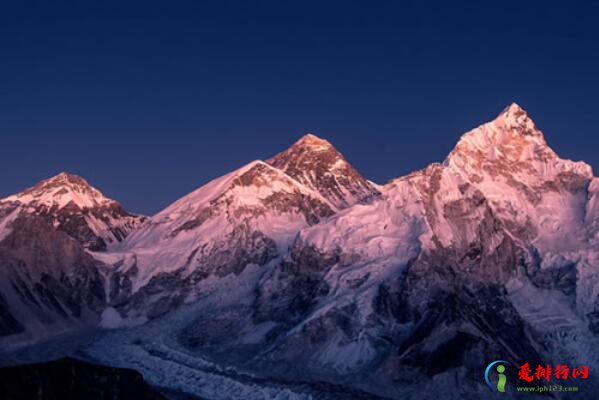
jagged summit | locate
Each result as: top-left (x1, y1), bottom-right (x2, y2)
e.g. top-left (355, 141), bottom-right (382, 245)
top-left (36, 171), bottom-right (95, 189)
top-left (500, 101), bottom-right (527, 115)
top-left (3, 171), bottom-right (112, 211)
top-left (443, 103), bottom-right (592, 205)
top-left (291, 133), bottom-right (333, 151)
top-left (495, 102), bottom-right (543, 136)
top-left (268, 133), bottom-right (380, 209)
top-left (444, 103), bottom-right (557, 169)
top-left (50, 171), bottom-right (89, 184)
top-left (1, 172), bottom-right (145, 251)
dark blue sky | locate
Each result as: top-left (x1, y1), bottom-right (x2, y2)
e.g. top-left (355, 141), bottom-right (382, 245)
top-left (1, 1), bottom-right (598, 215)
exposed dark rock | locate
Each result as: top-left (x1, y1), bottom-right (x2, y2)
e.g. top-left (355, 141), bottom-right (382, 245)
top-left (588, 311), bottom-right (599, 334)
top-left (268, 134), bottom-right (380, 209)
top-left (0, 291), bottom-right (24, 336)
top-left (194, 225), bottom-right (279, 277)
top-left (557, 171), bottom-right (591, 194)
top-left (526, 261), bottom-right (578, 297)
top-left (117, 268), bottom-right (187, 318)
top-left (262, 190), bottom-right (335, 225)
top-left (169, 207), bottom-right (215, 237)
top-left (253, 243), bottom-right (338, 324)
top-left (0, 215), bottom-right (106, 333)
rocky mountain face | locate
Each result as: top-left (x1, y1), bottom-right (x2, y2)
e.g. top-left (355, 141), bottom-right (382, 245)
top-left (268, 133), bottom-right (380, 209)
top-left (0, 212), bottom-right (107, 345)
top-left (0, 173), bottom-right (143, 346)
top-left (1, 108), bottom-right (598, 399)
top-left (1, 172), bottom-right (145, 251)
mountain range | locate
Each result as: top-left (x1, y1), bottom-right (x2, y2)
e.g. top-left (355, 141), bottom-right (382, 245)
top-left (0, 103), bottom-right (598, 399)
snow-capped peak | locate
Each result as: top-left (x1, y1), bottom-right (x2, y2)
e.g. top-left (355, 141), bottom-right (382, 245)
top-left (501, 101), bottom-right (528, 117)
top-left (0, 172), bottom-right (144, 251)
top-left (445, 103), bottom-right (592, 179)
top-left (496, 102), bottom-right (543, 136)
top-left (292, 133), bottom-right (334, 152)
top-left (448, 103), bottom-right (547, 158)
top-left (2, 172), bottom-right (114, 211)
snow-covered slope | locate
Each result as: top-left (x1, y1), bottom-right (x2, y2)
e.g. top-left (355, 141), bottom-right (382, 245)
top-left (105, 135), bottom-right (381, 319)
top-left (0, 172), bottom-right (144, 251)
top-left (268, 134), bottom-right (380, 209)
top-left (107, 160), bottom-right (336, 318)
top-left (124, 160), bottom-right (333, 254)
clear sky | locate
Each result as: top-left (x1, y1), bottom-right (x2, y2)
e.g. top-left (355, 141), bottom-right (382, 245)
top-left (1, 1), bottom-right (598, 215)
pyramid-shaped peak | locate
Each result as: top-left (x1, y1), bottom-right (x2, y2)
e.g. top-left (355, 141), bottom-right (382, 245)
top-left (32, 172), bottom-right (99, 195)
top-left (293, 133), bottom-right (333, 150)
top-left (444, 103), bottom-right (560, 171)
top-left (501, 102), bottom-right (527, 116)
top-left (3, 172), bottom-right (113, 210)
top-left (54, 171), bottom-right (78, 179)
top-left (268, 133), bottom-right (380, 209)
top-left (452, 103), bottom-right (543, 151)
top-left (493, 102), bottom-right (539, 133)
top-left (48, 172), bottom-right (92, 187)
top-left (268, 133), bottom-right (343, 173)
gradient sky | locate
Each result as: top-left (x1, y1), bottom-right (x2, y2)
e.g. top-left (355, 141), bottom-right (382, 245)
top-left (1, 1), bottom-right (598, 215)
